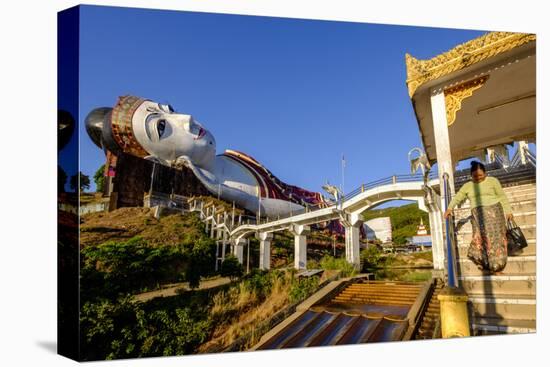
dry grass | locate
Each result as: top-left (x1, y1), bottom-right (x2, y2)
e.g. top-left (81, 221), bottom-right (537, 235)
top-left (198, 272), bottom-right (295, 352)
top-left (80, 208), bottom-right (206, 247)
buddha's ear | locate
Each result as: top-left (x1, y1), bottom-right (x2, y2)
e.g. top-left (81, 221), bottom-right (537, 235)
top-left (58, 109), bottom-right (75, 151)
top-left (85, 107), bottom-right (112, 149)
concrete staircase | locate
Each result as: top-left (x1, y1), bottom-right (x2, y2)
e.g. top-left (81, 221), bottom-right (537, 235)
top-left (331, 281), bottom-right (423, 307)
top-left (452, 181), bottom-right (536, 335)
top-left (414, 278), bottom-right (444, 339)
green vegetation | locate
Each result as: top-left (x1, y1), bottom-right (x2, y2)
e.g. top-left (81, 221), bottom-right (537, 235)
top-left (93, 164), bottom-right (105, 193)
top-left (79, 208), bottom-right (327, 359)
top-left (362, 203), bottom-right (429, 245)
top-left (360, 245), bottom-right (433, 282)
top-left (318, 255), bottom-right (357, 278)
top-left (70, 171), bottom-right (91, 192)
top-left (360, 245), bottom-right (383, 269)
top-left (81, 236), bottom-right (216, 300)
top-left (289, 275), bottom-right (320, 303)
top-left (220, 255), bottom-right (244, 281)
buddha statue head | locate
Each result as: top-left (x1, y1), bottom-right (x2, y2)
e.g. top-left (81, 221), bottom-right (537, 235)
top-left (85, 95), bottom-right (216, 169)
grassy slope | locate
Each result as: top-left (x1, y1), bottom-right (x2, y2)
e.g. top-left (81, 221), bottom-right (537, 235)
top-left (362, 203), bottom-right (430, 245)
top-left (80, 208), bottom-right (206, 247)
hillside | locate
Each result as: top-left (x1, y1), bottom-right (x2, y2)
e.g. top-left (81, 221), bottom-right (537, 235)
top-left (362, 203), bottom-right (429, 245)
top-left (80, 208), bottom-right (206, 247)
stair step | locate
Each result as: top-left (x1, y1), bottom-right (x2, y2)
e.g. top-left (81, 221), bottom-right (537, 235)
top-left (459, 275), bottom-right (536, 296)
top-left (458, 256), bottom-right (536, 276)
top-left (472, 318), bottom-right (536, 335)
top-left (458, 239), bottom-right (536, 257)
top-left (469, 295), bottom-right (536, 320)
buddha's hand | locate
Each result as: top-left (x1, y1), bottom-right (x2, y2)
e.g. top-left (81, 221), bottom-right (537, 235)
top-left (174, 155), bottom-right (193, 169)
top-left (144, 155), bottom-right (168, 166)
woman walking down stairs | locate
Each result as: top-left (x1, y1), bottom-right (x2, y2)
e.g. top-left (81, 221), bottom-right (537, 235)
top-left (452, 180), bottom-right (536, 335)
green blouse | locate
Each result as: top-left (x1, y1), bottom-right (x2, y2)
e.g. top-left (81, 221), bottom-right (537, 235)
top-left (448, 176), bottom-right (512, 215)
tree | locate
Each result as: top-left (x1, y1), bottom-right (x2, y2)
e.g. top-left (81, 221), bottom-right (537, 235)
top-left (70, 171), bottom-right (91, 192)
top-left (93, 164), bottom-right (106, 193)
top-left (220, 255), bottom-right (243, 281)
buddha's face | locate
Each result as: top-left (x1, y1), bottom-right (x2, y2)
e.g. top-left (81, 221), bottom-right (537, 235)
top-left (132, 100), bottom-right (216, 168)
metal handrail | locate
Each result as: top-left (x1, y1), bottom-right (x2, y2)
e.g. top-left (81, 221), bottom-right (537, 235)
top-left (442, 173), bottom-right (458, 288)
top-left (523, 146), bottom-right (536, 167)
top-left (255, 171), bottom-right (439, 224)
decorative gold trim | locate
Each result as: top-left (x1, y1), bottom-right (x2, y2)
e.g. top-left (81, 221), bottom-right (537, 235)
top-left (111, 95), bottom-right (149, 158)
top-left (444, 75), bottom-right (489, 126)
top-left (405, 32), bottom-right (536, 98)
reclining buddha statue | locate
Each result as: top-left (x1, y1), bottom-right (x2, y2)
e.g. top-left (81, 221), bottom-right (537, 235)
top-left (86, 95), bottom-right (331, 218)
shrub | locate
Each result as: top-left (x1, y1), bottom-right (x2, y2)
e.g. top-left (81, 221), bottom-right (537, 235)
top-left (81, 236), bottom-right (216, 299)
top-left (319, 255), bottom-right (357, 278)
top-left (220, 255), bottom-right (244, 281)
top-left (360, 245), bottom-right (382, 269)
top-left (289, 276), bottom-right (320, 303)
top-left (80, 296), bottom-right (211, 360)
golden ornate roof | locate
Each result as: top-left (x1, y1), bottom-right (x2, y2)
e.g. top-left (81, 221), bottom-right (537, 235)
top-left (405, 31), bottom-right (536, 98)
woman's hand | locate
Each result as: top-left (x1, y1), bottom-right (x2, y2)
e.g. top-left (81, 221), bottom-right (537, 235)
top-left (507, 213), bottom-right (514, 221)
top-left (444, 208), bottom-right (453, 219)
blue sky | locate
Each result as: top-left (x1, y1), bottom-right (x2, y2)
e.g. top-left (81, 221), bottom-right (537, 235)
top-left (78, 5), bottom-right (490, 201)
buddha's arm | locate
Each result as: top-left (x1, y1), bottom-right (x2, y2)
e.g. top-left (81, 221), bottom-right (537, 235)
top-left (176, 156), bottom-right (260, 213)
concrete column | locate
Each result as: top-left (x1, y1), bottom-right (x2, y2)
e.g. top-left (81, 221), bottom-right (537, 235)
top-left (429, 207), bottom-right (445, 271)
top-left (233, 238), bottom-right (246, 264)
top-left (290, 225), bottom-right (310, 270)
top-left (343, 213), bottom-right (363, 270)
top-left (221, 239), bottom-right (226, 262)
top-left (430, 89), bottom-right (456, 204)
top-left (518, 140), bottom-right (528, 165)
top-left (258, 232), bottom-right (273, 270)
top-left (210, 217), bottom-right (215, 239)
top-left (344, 225), bottom-right (361, 269)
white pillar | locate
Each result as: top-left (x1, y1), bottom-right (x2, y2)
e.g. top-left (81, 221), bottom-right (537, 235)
top-left (430, 90), bottom-right (456, 202)
top-left (258, 232), bottom-right (273, 270)
top-left (290, 225), bottom-right (310, 270)
top-left (345, 225), bottom-right (361, 270)
top-left (233, 238), bottom-right (246, 264)
top-left (343, 213), bottom-right (363, 270)
top-left (518, 140), bottom-right (528, 165)
top-left (429, 208), bottom-right (445, 271)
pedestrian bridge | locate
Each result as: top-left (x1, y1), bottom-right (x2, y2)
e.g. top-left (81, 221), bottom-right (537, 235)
top-left (187, 173), bottom-right (446, 272)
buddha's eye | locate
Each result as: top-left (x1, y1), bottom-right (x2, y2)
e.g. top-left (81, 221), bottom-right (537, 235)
top-left (157, 120), bottom-right (166, 138)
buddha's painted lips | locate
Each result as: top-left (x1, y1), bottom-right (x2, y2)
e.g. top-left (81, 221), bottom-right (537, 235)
top-left (195, 127), bottom-right (206, 140)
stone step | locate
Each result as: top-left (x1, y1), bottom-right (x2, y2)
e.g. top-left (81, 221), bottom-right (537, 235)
top-left (502, 184), bottom-right (536, 193)
top-left (457, 239), bottom-right (536, 257)
top-left (472, 317), bottom-right (536, 335)
top-left (331, 298), bottom-right (413, 306)
top-left (468, 295), bottom-right (536, 321)
top-left (335, 295), bottom-right (418, 303)
top-left (459, 275), bottom-right (536, 296)
top-left (341, 288), bottom-right (421, 295)
top-left (458, 256), bottom-right (536, 276)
